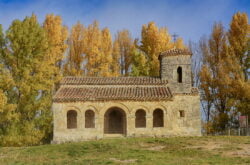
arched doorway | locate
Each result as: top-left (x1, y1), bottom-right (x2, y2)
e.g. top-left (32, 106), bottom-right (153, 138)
top-left (104, 107), bottom-right (126, 135)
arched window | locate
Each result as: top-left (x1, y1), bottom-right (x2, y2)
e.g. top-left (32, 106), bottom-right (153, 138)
top-left (85, 110), bottom-right (95, 128)
top-left (135, 109), bottom-right (146, 128)
top-left (67, 110), bottom-right (77, 129)
top-left (177, 67), bottom-right (182, 83)
top-left (153, 109), bottom-right (164, 127)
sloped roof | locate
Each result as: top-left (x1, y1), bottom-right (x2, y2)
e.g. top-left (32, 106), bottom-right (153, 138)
top-left (53, 86), bottom-right (172, 102)
top-left (159, 48), bottom-right (192, 58)
top-left (53, 76), bottom-right (172, 102)
top-left (60, 77), bottom-right (168, 85)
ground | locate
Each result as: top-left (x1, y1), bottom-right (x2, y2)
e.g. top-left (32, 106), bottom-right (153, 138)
top-left (0, 136), bottom-right (249, 165)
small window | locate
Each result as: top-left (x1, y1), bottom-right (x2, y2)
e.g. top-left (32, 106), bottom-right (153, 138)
top-left (179, 110), bottom-right (185, 117)
top-left (67, 110), bottom-right (77, 129)
top-left (85, 110), bottom-right (95, 128)
top-left (177, 67), bottom-right (182, 83)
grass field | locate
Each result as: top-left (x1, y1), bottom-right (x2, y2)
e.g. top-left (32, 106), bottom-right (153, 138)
top-left (0, 136), bottom-right (250, 165)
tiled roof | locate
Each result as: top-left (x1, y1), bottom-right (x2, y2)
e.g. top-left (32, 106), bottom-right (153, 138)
top-left (60, 77), bottom-right (168, 85)
top-left (159, 48), bottom-right (192, 58)
top-left (53, 86), bottom-right (172, 102)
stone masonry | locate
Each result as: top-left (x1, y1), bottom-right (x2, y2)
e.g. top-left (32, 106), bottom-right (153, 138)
top-left (52, 48), bottom-right (201, 143)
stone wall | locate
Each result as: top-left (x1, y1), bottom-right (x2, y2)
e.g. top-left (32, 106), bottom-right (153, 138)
top-left (52, 94), bottom-right (201, 143)
top-left (160, 55), bottom-right (192, 93)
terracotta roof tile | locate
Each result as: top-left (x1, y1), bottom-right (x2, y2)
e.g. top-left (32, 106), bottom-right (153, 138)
top-left (159, 48), bottom-right (192, 59)
top-left (53, 86), bottom-right (172, 102)
top-left (60, 77), bottom-right (168, 85)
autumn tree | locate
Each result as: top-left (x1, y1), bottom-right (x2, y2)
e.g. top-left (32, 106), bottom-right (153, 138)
top-left (64, 22), bottom-right (85, 76)
top-left (43, 14), bottom-right (68, 91)
top-left (228, 12), bottom-right (250, 80)
top-left (130, 48), bottom-right (149, 76)
top-left (114, 30), bottom-right (133, 76)
top-left (83, 21), bottom-right (102, 76)
top-left (43, 14), bottom-right (68, 70)
top-left (227, 12), bottom-right (250, 118)
top-left (110, 39), bottom-right (120, 76)
top-left (84, 21), bottom-right (113, 76)
top-left (175, 37), bottom-right (186, 49)
top-left (0, 15), bottom-right (54, 146)
top-left (199, 13), bottom-right (250, 133)
top-left (99, 28), bottom-right (112, 77)
top-left (138, 22), bottom-right (175, 76)
top-left (0, 25), bottom-right (18, 144)
top-left (199, 23), bottom-right (233, 131)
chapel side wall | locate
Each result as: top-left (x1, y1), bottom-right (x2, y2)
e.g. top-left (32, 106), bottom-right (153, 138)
top-left (52, 97), bottom-right (201, 143)
top-left (169, 95), bottom-right (202, 136)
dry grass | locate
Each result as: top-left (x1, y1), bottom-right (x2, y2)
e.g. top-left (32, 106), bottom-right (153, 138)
top-left (0, 136), bottom-right (250, 164)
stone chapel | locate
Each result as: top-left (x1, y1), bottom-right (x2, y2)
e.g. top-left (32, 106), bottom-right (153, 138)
top-left (52, 48), bottom-right (201, 143)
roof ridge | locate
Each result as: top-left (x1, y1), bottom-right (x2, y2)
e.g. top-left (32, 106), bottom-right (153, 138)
top-left (60, 76), bottom-right (168, 85)
top-left (159, 48), bottom-right (192, 58)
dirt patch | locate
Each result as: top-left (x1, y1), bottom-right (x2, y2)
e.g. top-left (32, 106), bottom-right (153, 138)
top-left (223, 144), bottom-right (250, 158)
top-left (146, 145), bottom-right (165, 151)
top-left (187, 141), bottom-right (250, 158)
top-left (109, 158), bottom-right (137, 164)
top-left (187, 141), bottom-right (225, 151)
top-left (138, 142), bottom-right (165, 151)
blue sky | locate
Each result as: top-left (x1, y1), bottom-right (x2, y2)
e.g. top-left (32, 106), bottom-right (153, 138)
top-left (0, 0), bottom-right (249, 42)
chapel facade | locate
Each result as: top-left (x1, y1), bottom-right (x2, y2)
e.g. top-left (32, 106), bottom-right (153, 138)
top-left (52, 49), bottom-right (201, 143)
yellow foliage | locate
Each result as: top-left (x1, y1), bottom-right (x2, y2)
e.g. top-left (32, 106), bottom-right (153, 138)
top-left (64, 22), bottom-right (85, 76)
top-left (115, 30), bottom-right (133, 76)
top-left (139, 22), bottom-right (185, 76)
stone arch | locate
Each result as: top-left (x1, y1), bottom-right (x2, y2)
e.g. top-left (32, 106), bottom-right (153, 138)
top-left (177, 66), bottom-right (182, 83)
top-left (153, 109), bottom-right (164, 127)
top-left (64, 106), bottom-right (81, 129)
top-left (132, 105), bottom-right (150, 114)
top-left (85, 110), bottom-right (95, 128)
top-left (135, 109), bottom-right (146, 128)
top-left (104, 106), bottom-right (127, 134)
top-left (100, 102), bottom-right (130, 116)
top-left (64, 106), bottom-right (81, 114)
top-left (67, 110), bottom-right (77, 129)
top-left (84, 105), bottom-right (99, 114)
top-left (153, 105), bottom-right (168, 114)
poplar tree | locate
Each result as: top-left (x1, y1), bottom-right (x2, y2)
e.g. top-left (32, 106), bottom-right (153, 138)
top-left (199, 15), bottom-right (250, 132)
top-left (227, 12), bottom-right (250, 118)
top-left (111, 39), bottom-right (120, 76)
top-left (43, 14), bottom-right (68, 75)
top-left (64, 22), bottom-right (85, 76)
top-left (0, 25), bottom-right (18, 144)
top-left (84, 21), bottom-right (102, 76)
top-left (199, 23), bottom-right (232, 131)
top-left (139, 22), bottom-right (175, 76)
top-left (0, 15), bottom-right (54, 146)
top-left (114, 30), bottom-right (133, 76)
top-left (130, 49), bottom-right (149, 76)
top-left (228, 12), bottom-right (249, 80)
top-left (99, 28), bottom-right (112, 77)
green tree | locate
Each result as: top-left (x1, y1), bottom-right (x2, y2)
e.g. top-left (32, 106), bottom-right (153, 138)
top-left (0, 15), bottom-right (54, 146)
top-left (130, 48), bottom-right (149, 76)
